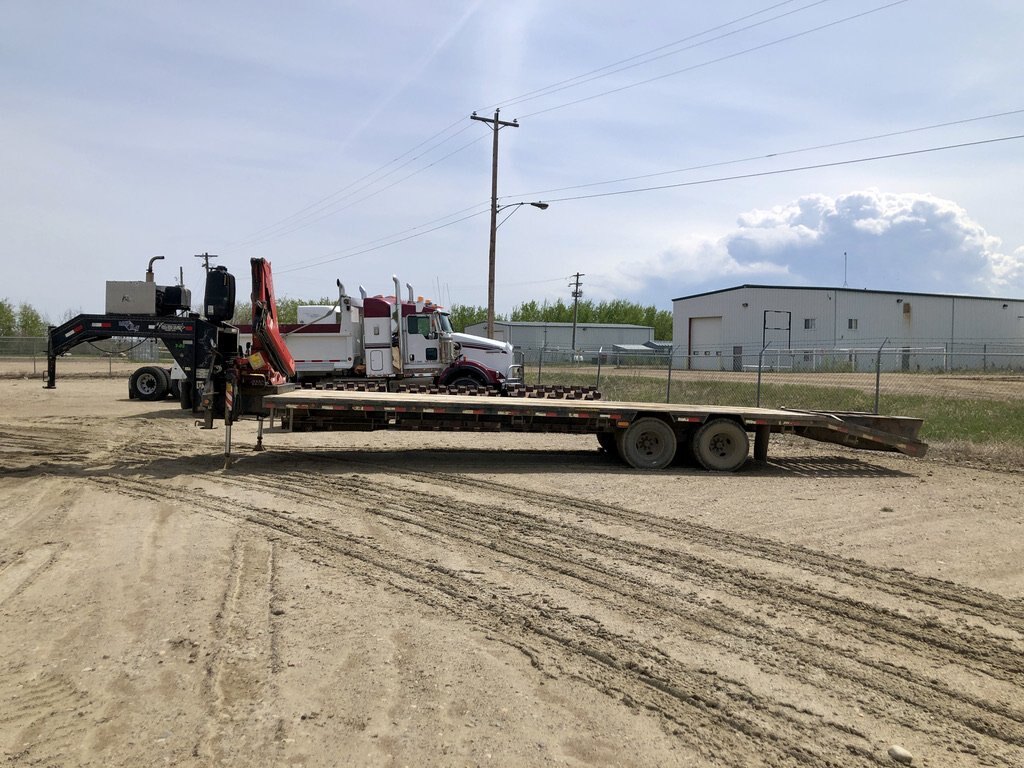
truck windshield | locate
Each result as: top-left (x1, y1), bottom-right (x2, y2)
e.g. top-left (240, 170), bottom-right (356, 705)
top-left (435, 313), bottom-right (453, 334)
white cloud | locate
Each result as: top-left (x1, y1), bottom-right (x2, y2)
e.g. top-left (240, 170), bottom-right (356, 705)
top-left (634, 189), bottom-right (1024, 300)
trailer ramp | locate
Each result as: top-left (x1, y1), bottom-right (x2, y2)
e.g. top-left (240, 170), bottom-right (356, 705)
top-left (786, 410), bottom-right (927, 458)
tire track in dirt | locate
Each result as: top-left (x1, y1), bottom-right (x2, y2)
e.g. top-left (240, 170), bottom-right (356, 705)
top-left (402, 464), bottom-right (1024, 630)
top-left (0, 669), bottom-right (94, 766)
top-left (220, 467), bottom-right (1024, 761)
top-left (0, 426), bottom-right (89, 470)
top-left (196, 531), bottom-right (285, 765)
top-left (413, 473), bottom-right (1024, 659)
top-left (94, 472), bottom-right (1023, 766)
top-left (83, 475), bottom-right (287, 762)
top-left (239, 464), bottom-right (1024, 675)
top-left (0, 543), bottom-right (68, 607)
top-left (91, 474), bottom-right (873, 767)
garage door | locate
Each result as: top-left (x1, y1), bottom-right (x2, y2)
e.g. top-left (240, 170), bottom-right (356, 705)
top-left (689, 316), bottom-right (723, 370)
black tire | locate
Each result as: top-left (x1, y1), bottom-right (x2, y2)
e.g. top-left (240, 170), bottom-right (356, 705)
top-left (596, 432), bottom-right (617, 454)
top-left (692, 418), bottom-right (749, 472)
top-left (448, 375), bottom-right (482, 391)
top-left (178, 379), bottom-right (195, 410)
top-left (155, 367), bottom-right (171, 396)
top-left (615, 417), bottom-right (677, 470)
top-left (129, 366), bottom-right (170, 401)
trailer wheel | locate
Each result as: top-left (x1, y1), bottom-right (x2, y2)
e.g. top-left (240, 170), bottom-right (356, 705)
top-left (615, 418), bottom-right (677, 470)
top-left (129, 366), bottom-right (170, 401)
top-left (692, 418), bottom-right (749, 472)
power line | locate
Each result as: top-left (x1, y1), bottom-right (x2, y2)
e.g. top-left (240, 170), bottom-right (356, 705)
top-left (448, 274), bottom-right (576, 292)
top-left (489, 0), bottom-right (831, 112)
top-left (270, 200), bottom-right (491, 273)
top-left (538, 134), bottom-right (1024, 204)
top-left (272, 122), bottom-right (1023, 277)
top-left (273, 208), bottom-right (491, 275)
top-left (274, 134), bottom-right (1024, 277)
top-left (229, 116), bottom-right (471, 246)
top-left (508, 108), bottom-right (1024, 199)
top-left (231, 127), bottom-right (485, 249)
top-left (228, 0), bottom-right (868, 253)
top-left (519, 0), bottom-right (910, 119)
top-left (278, 0), bottom-right (906, 240)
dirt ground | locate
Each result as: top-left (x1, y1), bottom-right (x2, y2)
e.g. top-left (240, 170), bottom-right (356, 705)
top-left (1, 377), bottom-right (1021, 767)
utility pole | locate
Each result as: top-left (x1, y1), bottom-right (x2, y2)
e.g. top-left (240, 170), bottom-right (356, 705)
top-left (569, 272), bottom-right (584, 355)
top-left (195, 252), bottom-right (218, 273)
top-left (471, 109), bottom-right (519, 339)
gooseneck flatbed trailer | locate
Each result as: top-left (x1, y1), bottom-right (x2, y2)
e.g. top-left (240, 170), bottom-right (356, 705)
top-left (251, 388), bottom-right (927, 471)
top-left (43, 256), bottom-right (927, 470)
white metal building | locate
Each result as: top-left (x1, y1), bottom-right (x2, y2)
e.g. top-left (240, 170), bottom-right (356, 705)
top-left (672, 285), bottom-right (1024, 371)
top-left (465, 320), bottom-right (654, 350)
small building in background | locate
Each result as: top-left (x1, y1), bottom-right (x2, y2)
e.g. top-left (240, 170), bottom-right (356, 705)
top-left (466, 321), bottom-right (655, 363)
top-left (672, 285), bottom-right (1024, 372)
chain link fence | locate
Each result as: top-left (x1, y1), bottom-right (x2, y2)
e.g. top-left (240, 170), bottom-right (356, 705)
top-left (6, 335), bottom-right (1021, 445)
top-left (9, 334), bottom-right (1021, 406)
top-left (0, 337), bottom-right (170, 378)
top-left (521, 344), bottom-right (1024, 443)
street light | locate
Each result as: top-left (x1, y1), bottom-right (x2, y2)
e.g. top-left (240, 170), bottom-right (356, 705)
top-left (487, 201), bottom-right (548, 339)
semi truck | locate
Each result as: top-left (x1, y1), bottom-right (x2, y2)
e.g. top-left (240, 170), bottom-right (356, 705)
top-left (46, 257), bottom-right (927, 471)
top-left (235, 276), bottom-right (521, 390)
top-left (54, 258), bottom-right (520, 404)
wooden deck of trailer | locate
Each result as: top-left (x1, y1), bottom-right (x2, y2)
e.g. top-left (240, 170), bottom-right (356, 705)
top-left (257, 389), bottom-right (927, 469)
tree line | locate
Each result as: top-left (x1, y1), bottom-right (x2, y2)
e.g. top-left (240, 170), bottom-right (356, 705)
top-left (449, 298), bottom-right (672, 340)
top-left (230, 297), bottom-right (332, 326)
top-left (2, 295), bottom-right (671, 340)
top-left (235, 296), bottom-right (672, 339)
top-left (0, 299), bottom-right (48, 337)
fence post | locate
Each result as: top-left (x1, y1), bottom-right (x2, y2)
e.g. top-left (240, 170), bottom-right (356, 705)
top-left (665, 348), bottom-right (674, 403)
top-left (596, 347), bottom-right (603, 391)
top-left (537, 347), bottom-right (543, 385)
top-left (874, 338), bottom-right (888, 414)
top-left (756, 342), bottom-right (770, 407)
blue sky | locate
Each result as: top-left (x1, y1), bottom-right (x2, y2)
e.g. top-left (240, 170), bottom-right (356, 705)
top-left (2, 0), bottom-right (1022, 323)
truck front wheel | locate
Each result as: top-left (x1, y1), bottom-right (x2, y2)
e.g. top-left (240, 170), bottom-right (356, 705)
top-left (448, 375), bottom-right (483, 391)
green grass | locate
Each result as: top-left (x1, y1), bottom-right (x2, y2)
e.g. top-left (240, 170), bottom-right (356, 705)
top-left (533, 371), bottom-right (1024, 447)
top-left (879, 394), bottom-right (1024, 444)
